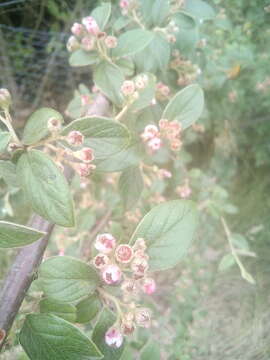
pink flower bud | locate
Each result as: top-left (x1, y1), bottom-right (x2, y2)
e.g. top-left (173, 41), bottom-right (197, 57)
top-left (81, 94), bottom-right (91, 106)
top-left (66, 36), bottom-right (80, 52)
top-left (81, 36), bottom-right (95, 51)
top-left (104, 35), bottom-right (118, 49)
top-left (148, 137), bottom-right (162, 151)
top-left (119, 0), bottom-right (129, 8)
top-left (95, 233), bottom-right (116, 254)
top-left (135, 75), bottom-right (148, 89)
top-left (135, 308), bottom-right (151, 328)
top-left (75, 163), bottom-right (95, 177)
top-left (105, 327), bottom-right (123, 348)
top-left (159, 169), bottom-right (172, 179)
top-left (102, 264), bottom-right (122, 285)
top-left (47, 117), bottom-right (62, 133)
top-left (170, 138), bottom-right (182, 151)
top-left (74, 147), bottom-right (94, 163)
top-left (66, 130), bottom-right (84, 146)
top-left (93, 253), bottom-right (110, 269)
top-left (159, 118), bottom-right (169, 129)
top-left (142, 278), bottom-right (156, 295)
top-left (115, 244), bottom-right (133, 263)
top-left (82, 16), bottom-right (100, 36)
top-left (133, 238), bottom-right (146, 251)
top-left (71, 22), bottom-right (84, 37)
top-left (141, 125), bottom-right (159, 141)
top-left (121, 80), bottom-right (135, 96)
top-left (131, 257), bottom-right (149, 276)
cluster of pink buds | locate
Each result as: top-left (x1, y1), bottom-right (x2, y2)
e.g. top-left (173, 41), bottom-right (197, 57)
top-left (65, 130), bottom-right (96, 177)
top-left (156, 82), bottom-right (170, 100)
top-left (164, 20), bottom-right (179, 43)
top-left (176, 178), bottom-right (192, 198)
top-left (141, 120), bottom-right (182, 153)
top-left (93, 234), bottom-right (156, 348)
top-left (121, 80), bottom-right (136, 97)
top-left (119, 0), bottom-right (136, 16)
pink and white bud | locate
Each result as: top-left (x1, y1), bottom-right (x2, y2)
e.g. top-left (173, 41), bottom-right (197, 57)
top-left (93, 253), bottom-right (110, 269)
top-left (141, 125), bottom-right (159, 141)
top-left (131, 257), bottom-right (149, 276)
top-left (71, 22), bottom-right (84, 37)
top-left (74, 147), bottom-right (94, 163)
top-left (95, 233), bottom-right (116, 254)
top-left (135, 308), bottom-right (151, 328)
top-left (81, 36), bottom-right (95, 51)
top-left (115, 244), bottom-right (134, 263)
top-left (75, 163), bottom-right (95, 177)
top-left (119, 0), bottom-right (129, 8)
top-left (177, 184), bottom-right (192, 198)
top-left (170, 138), bottom-right (182, 151)
top-left (66, 36), bottom-right (80, 52)
top-left (104, 35), bottom-right (118, 49)
top-left (105, 327), bottom-right (123, 348)
top-left (142, 278), bottom-right (156, 295)
top-left (148, 137), bottom-right (162, 151)
top-left (135, 75), bottom-right (148, 89)
top-left (47, 117), bottom-right (62, 133)
top-left (81, 94), bottom-right (91, 106)
top-left (102, 264), bottom-right (122, 285)
top-left (82, 16), bottom-right (100, 36)
top-left (0, 88), bottom-right (11, 109)
top-left (66, 130), bottom-right (84, 146)
top-left (159, 118), bottom-right (169, 129)
top-left (159, 169), bottom-right (172, 179)
top-left (121, 80), bottom-right (135, 96)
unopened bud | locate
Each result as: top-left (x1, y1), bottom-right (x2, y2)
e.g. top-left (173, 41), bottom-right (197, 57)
top-left (93, 253), bottom-right (110, 269)
top-left (170, 138), bottom-right (182, 151)
top-left (142, 278), bottom-right (156, 295)
top-left (75, 163), bottom-right (95, 177)
top-left (74, 147), bottom-right (94, 163)
top-left (66, 130), bottom-right (84, 146)
top-left (71, 22), bottom-right (84, 37)
top-left (148, 137), bottom-right (162, 151)
top-left (82, 16), bottom-right (100, 36)
top-left (104, 35), bottom-right (118, 49)
top-left (47, 117), bottom-right (62, 133)
top-left (121, 80), bottom-right (135, 96)
top-left (81, 36), bottom-right (95, 51)
top-left (115, 244), bottom-right (133, 263)
top-left (95, 233), bottom-right (116, 254)
top-left (105, 327), bottom-right (123, 348)
top-left (102, 264), bottom-right (122, 285)
top-left (0, 88), bottom-right (11, 109)
top-left (66, 36), bottom-right (80, 52)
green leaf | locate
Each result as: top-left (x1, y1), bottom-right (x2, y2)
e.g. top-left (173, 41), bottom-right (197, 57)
top-left (218, 253), bottom-right (236, 272)
top-left (134, 34), bottom-right (170, 73)
top-left (91, 2), bottom-right (111, 30)
top-left (92, 307), bottom-right (125, 360)
top-left (69, 49), bottom-right (99, 67)
top-left (130, 200), bottom-right (198, 271)
top-left (230, 233), bottom-right (249, 251)
top-left (0, 160), bottom-right (19, 187)
top-left (184, 0), bottom-right (216, 20)
top-left (96, 139), bottom-right (142, 172)
top-left (0, 131), bottom-right (11, 153)
top-left (17, 150), bottom-right (75, 227)
top-left (39, 298), bottom-right (77, 322)
top-left (119, 166), bottom-right (144, 210)
top-left (140, 0), bottom-right (170, 27)
top-left (129, 74), bottom-right (157, 112)
top-left (0, 220), bottom-right (45, 248)
top-left (94, 61), bottom-right (124, 106)
top-left (173, 12), bottom-right (198, 54)
top-left (112, 29), bottom-right (154, 58)
top-left (19, 314), bottom-right (102, 360)
top-left (162, 84), bottom-right (204, 130)
top-left (62, 116), bottom-right (130, 160)
top-left (22, 108), bottom-right (63, 145)
top-left (115, 58), bottom-right (135, 77)
top-left (39, 256), bottom-right (100, 303)
top-left (76, 294), bottom-right (102, 323)
top-left (140, 340), bottom-right (161, 360)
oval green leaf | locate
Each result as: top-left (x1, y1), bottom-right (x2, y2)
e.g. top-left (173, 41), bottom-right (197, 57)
top-left (22, 108), bottom-right (63, 145)
top-left (39, 298), bottom-right (77, 322)
top-left (62, 116), bottom-right (130, 159)
top-left (130, 200), bottom-right (198, 271)
top-left (0, 131), bottom-right (11, 153)
top-left (39, 256), bottom-right (100, 303)
top-left (76, 294), bottom-right (102, 324)
top-left (17, 150), bottom-right (75, 227)
top-left (112, 29), bottom-right (154, 58)
top-left (162, 84), bottom-right (204, 130)
top-left (91, 2), bottom-right (111, 30)
top-left (119, 166), bottom-right (144, 210)
top-left (69, 49), bottom-right (99, 67)
top-left (0, 220), bottom-right (45, 248)
top-left (19, 314), bottom-right (103, 360)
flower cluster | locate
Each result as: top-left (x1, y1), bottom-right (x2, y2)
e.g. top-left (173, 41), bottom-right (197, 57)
top-left (156, 82), bottom-right (171, 101)
top-left (176, 178), bottom-right (192, 198)
top-left (93, 234), bottom-right (156, 348)
top-left (67, 17), bottom-right (118, 54)
top-left (120, 74), bottom-right (149, 102)
top-left (141, 119), bottom-right (182, 152)
top-left (171, 50), bottom-right (201, 86)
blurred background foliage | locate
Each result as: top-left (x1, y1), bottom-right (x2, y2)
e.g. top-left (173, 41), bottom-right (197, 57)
top-left (0, 0), bottom-right (270, 359)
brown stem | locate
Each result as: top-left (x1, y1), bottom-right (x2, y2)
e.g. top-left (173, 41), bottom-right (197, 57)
top-left (0, 94), bottom-right (109, 351)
